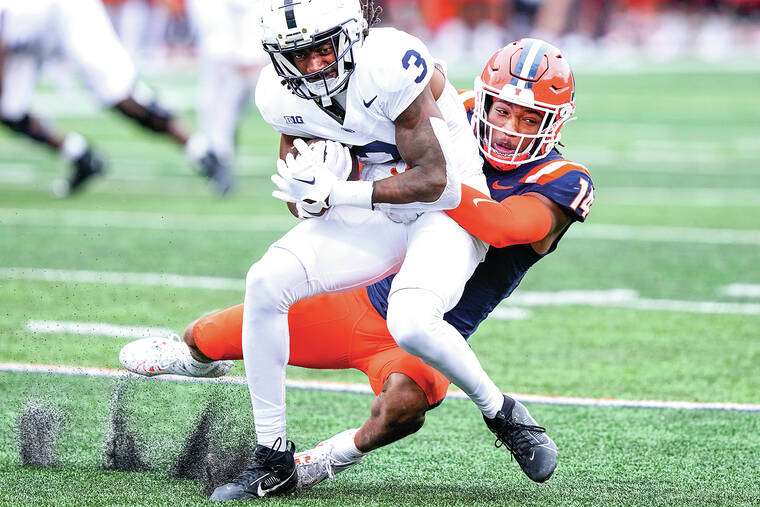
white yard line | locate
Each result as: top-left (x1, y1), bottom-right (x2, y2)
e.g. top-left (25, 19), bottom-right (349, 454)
top-left (508, 289), bottom-right (638, 306)
top-left (0, 165), bottom-right (38, 183)
top-left (1, 362), bottom-right (757, 412)
top-left (720, 284), bottom-right (760, 298)
top-left (3, 208), bottom-right (760, 245)
top-left (0, 268), bottom-right (244, 291)
top-left (566, 224), bottom-right (760, 245)
top-left (597, 187), bottom-right (760, 207)
top-left (0, 208), bottom-right (294, 232)
top-left (5, 270), bottom-right (760, 316)
top-left (611, 298), bottom-right (760, 315)
top-left (501, 289), bottom-right (760, 315)
top-left (26, 321), bottom-right (175, 339)
top-left (487, 307), bottom-right (531, 321)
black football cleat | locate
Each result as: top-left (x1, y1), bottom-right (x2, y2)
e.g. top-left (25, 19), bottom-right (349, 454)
top-left (198, 150), bottom-right (234, 196)
top-left (52, 148), bottom-right (106, 197)
top-left (210, 438), bottom-right (297, 501)
top-left (484, 395), bottom-right (558, 483)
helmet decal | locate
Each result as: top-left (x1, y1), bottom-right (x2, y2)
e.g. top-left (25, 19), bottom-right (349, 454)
top-left (509, 39), bottom-right (549, 90)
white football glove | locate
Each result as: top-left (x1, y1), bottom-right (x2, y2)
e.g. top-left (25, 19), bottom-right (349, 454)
top-left (315, 139), bottom-right (354, 181)
top-left (295, 201), bottom-right (328, 220)
top-left (271, 139), bottom-right (353, 207)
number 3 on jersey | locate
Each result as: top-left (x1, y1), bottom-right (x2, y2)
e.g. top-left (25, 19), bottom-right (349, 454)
top-left (402, 50), bottom-right (428, 84)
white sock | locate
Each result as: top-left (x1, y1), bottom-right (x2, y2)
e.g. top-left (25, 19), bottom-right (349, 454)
top-left (328, 429), bottom-right (367, 465)
top-left (61, 132), bottom-right (88, 161)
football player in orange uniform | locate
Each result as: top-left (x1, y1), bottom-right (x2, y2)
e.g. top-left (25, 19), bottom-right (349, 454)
top-left (121, 38), bottom-right (594, 492)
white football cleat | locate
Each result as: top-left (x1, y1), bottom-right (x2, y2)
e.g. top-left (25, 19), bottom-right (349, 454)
top-left (294, 430), bottom-right (366, 489)
top-left (119, 334), bottom-right (233, 378)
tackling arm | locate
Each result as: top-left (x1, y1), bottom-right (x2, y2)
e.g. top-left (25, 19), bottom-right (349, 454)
top-left (445, 185), bottom-right (571, 251)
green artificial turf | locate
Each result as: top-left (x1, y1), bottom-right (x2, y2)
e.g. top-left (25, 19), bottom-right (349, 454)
top-left (1, 67), bottom-right (759, 505)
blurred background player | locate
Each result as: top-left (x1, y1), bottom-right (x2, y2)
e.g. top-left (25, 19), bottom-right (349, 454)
top-left (0, 0), bottom-right (230, 196)
top-left (103, 0), bottom-right (184, 67)
top-left (184, 0), bottom-right (268, 191)
top-left (121, 37), bottom-right (594, 493)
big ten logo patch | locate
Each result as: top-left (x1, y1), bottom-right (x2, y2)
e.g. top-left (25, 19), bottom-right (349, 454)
top-left (284, 115), bottom-right (305, 124)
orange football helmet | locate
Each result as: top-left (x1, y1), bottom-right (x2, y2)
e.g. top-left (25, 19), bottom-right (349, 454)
top-left (473, 38), bottom-right (576, 171)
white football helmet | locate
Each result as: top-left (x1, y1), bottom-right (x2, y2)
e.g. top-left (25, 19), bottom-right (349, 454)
top-left (260, 0), bottom-right (367, 104)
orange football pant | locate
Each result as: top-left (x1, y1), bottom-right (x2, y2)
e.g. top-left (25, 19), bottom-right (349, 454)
top-left (192, 288), bottom-right (451, 406)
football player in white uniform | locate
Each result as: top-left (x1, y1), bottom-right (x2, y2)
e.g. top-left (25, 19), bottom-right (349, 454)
top-left (0, 0), bottom-right (230, 195)
top-left (185, 0), bottom-right (269, 193)
top-left (208, 0), bottom-right (518, 500)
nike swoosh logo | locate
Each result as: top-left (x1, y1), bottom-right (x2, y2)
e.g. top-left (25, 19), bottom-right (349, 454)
top-left (473, 198), bottom-right (492, 207)
top-left (363, 96), bottom-right (378, 108)
top-left (492, 181), bottom-right (514, 190)
top-left (293, 176), bottom-right (315, 185)
top-left (256, 470), bottom-right (296, 497)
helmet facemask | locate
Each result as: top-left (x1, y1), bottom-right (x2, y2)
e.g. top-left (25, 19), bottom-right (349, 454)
top-left (474, 79), bottom-right (575, 171)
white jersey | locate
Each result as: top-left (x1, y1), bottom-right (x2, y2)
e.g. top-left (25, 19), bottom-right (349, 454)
top-left (255, 27), bottom-right (483, 184)
top-left (0, 0), bottom-right (135, 106)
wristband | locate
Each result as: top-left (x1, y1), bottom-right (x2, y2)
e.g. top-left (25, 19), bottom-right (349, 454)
top-left (329, 181), bottom-right (374, 209)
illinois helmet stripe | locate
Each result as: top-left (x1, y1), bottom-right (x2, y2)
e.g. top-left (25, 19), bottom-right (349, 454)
top-left (510, 39), bottom-right (549, 90)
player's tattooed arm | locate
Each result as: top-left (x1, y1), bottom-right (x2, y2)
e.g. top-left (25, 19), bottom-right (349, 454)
top-left (373, 85), bottom-right (448, 204)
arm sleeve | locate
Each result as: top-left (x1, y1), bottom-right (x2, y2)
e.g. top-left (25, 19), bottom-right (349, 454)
top-left (445, 184), bottom-right (553, 248)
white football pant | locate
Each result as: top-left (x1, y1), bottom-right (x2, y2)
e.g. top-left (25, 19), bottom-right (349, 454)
top-left (243, 205), bottom-right (504, 448)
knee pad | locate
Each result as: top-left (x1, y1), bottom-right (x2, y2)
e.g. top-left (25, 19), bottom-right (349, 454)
top-left (386, 289), bottom-right (443, 357)
top-left (245, 247), bottom-right (309, 314)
